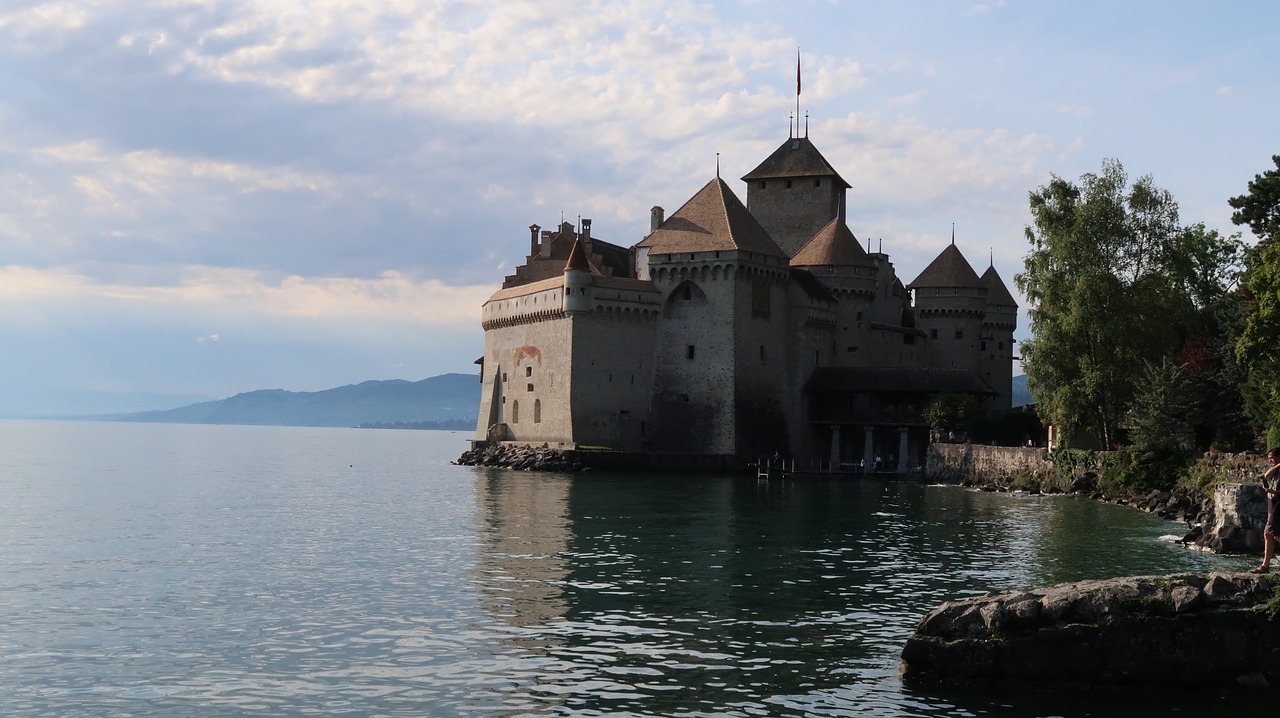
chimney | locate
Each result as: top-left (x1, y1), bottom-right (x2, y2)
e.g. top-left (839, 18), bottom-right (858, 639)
top-left (529, 224), bottom-right (540, 257)
top-left (540, 230), bottom-right (553, 258)
top-left (581, 218), bottom-right (592, 245)
top-left (650, 206), bottom-right (664, 233)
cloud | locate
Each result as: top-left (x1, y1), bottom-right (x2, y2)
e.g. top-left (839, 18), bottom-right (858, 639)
top-left (0, 264), bottom-right (493, 326)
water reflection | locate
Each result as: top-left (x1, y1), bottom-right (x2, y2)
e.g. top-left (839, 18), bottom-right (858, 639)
top-left (469, 471), bottom-right (1238, 716)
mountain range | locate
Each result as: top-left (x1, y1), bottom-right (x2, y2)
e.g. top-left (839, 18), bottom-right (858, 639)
top-left (107, 373), bottom-right (479, 429)
top-left (66, 372), bottom-right (1030, 429)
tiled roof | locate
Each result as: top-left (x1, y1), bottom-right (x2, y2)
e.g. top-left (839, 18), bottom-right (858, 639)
top-left (635, 177), bottom-right (786, 257)
top-left (789, 268), bottom-right (835, 301)
top-left (564, 238), bottom-right (590, 271)
top-left (790, 218), bottom-right (875, 268)
top-left (981, 265), bottom-right (1019, 308)
top-left (487, 275), bottom-right (564, 302)
top-left (741, 136), bottom-right (850, 189)
top-left (907, 243), bottom-right (984, 290)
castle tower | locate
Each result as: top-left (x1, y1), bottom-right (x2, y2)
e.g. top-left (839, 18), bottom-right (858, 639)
top-left (790, 218), bottom-right (879, 368)
top-left (742, 137), bottom-right (850, 257)
top-left (563, 237), bottom-right (591, 314)
top-left (907, 242), bottom-right (988, 372)
top-left (635, 176), bottom-right (792, 456)
top-left (980, 263), bottom-right (1019, 410)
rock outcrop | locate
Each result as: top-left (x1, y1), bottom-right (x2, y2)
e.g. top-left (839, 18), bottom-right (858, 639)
top-left (901, 573), bottom-right (1280, 687)
top-left (455, 443), bottom-right (584, 472)
top-left (1195, 483), bottom-right (1268, 553)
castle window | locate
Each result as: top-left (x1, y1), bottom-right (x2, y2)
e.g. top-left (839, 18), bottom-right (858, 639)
top-left (999, 341), bottom-right (1004, 350)
top-left (680, 394), bottom-right (690, 403)
top-left (981, 341), bottom-right (987, 351)
top-left (525, 366), bottom-right (532, 377)
top-left (814, 178), bottom-right (821, 187)
top-left (527, 383), bottom-right (534, 392)
top-left (930, 329), bottom-right (938, 340)
top-left (759, 181), bottom-right (766, 189)
top-left (846, 346), bottom-right (857, 353)
top-left (686, 345), bottom-right (696, 359)
top-left (502, 372), bottom-right (508, 382)
top-left (534, 399), bottom-right (541, 423)
top-left (856, 312), bottom-right (863, 321)
top-left (760, 345), bottom-right (766, 363)
top-left (955, 330), bottom-right (964, 340)
top-left (785, 180), bottom-right (793, 189)
top-left (512, 400), bottom-right (519, 423)
top-left (608, 372), bottom-right (612, 383)
top-left (641, 421), bottom-right (648, 437)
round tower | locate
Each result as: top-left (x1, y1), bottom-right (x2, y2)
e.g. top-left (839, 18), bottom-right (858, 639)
top-left (563, 238), bottom-right (592, 314)
top-left (790, 218), bottom-right (879, 367)
top-left (980, 263), bottom-right (1019, 410)
top-left (907, 242), bottom-right (988, 371)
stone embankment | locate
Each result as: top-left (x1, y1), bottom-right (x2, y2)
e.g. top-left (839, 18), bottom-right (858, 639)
top-left (927, 444), bottom-right (1212, 525)
top-left (901, 572), bottom-right (1280, 687)
top-left (455, 443), bottom-right (584, 472)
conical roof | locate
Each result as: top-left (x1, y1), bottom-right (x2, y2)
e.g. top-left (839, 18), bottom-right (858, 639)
top-left (742, 136), bottom-right (851, 189)
top-left (790, 218), bottom-right (875, 268)
top-left (981, 265), bottom-right (1018, 307)
top-left (635, 177), bottom-right (786, 257)
top-left (564, 237), bottom-right (590, 271)
top-left (907, 243), bottom-right (983, 290)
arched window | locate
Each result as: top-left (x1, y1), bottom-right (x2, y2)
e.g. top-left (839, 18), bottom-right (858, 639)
top-left (534, 399), bottom-right (541, 423)
top-left (512, 400), bottom-right (519, 423)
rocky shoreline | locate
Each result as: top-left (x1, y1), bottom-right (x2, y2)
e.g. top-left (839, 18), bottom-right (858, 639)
top-left (901, 572), bottom-right (1280, 687)
top-left (454, 442), bottom-right (585, 472)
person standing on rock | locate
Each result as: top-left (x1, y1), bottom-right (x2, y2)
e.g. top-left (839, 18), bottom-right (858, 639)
top-left (1251, 447), bottom-right (1280, 574)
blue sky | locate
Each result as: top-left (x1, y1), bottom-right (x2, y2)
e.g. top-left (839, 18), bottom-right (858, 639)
top-left (1, 0), bottom-right (1276, 416)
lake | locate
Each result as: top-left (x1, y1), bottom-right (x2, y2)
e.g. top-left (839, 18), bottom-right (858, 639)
top-left (0, 420), bottom-right (1261, 717)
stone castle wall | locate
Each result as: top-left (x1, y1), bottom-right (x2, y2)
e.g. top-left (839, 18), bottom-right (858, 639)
top-left (926, 443), bottom-right (1053, 484)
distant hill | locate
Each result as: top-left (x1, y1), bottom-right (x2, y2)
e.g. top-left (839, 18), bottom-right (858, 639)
top-left (111, 373), bottom-right (479, 429)
top-left (1012, 374), bottom-right (1033, 408)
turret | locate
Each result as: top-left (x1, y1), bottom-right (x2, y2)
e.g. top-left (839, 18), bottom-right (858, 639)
top-left (980, 263), bottom-right (1019, 409)
top-left (907, 242), bottom-right (987, 370)
top-left (563, 237), bottom-right (592, 314)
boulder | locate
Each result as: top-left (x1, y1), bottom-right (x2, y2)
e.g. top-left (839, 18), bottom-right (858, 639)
top-left (901, 573), bottom-right (1280, 687)
top-left (1197, 483), bottom-right (1268, 553)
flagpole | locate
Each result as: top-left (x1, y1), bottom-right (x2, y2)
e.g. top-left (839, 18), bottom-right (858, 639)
top-left (796, 48), bottom-right (801, 139)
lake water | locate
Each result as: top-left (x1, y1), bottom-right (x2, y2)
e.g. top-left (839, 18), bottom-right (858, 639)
top-left (0, 420), bottom-right (1264, 717)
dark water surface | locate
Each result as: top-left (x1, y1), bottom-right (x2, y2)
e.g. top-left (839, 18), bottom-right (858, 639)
top-left (0, 421), bottom-right (1261, 716)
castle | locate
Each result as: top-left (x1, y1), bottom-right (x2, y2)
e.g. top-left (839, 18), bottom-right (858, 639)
top-left (473, 133), bottom-right (1018, 472)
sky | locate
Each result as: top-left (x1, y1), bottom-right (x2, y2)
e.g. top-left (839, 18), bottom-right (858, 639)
top-left (1, 0), bottom-right (1277, 416)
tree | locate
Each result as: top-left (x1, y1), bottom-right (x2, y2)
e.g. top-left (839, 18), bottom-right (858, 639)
top-left (1118, 358), bottom-right (1195, 492)
top-left (1231, 156), bottom-right (1280, 435)
top-left (923, 392), bottom-right (977, 436)
top-left (1016, 160), bottom-right (1189, 448)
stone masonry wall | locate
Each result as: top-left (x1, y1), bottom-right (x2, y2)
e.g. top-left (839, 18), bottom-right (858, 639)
top-left (926, 444), bottom-right (1053, 484)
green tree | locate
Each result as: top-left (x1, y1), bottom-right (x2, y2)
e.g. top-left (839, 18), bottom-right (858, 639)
top-left (923, 392), bottom-right (976, 435)
top-left (1118, 358), bottom-right (1195, 492)
top-left (1016, 159), bottom-right (1190, 448)
top-left (1231, 156), bottom-right (1280, 433)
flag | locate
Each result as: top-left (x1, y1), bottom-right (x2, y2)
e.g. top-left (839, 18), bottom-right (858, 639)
top-left (796, 49), bottom-right (801, 96)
